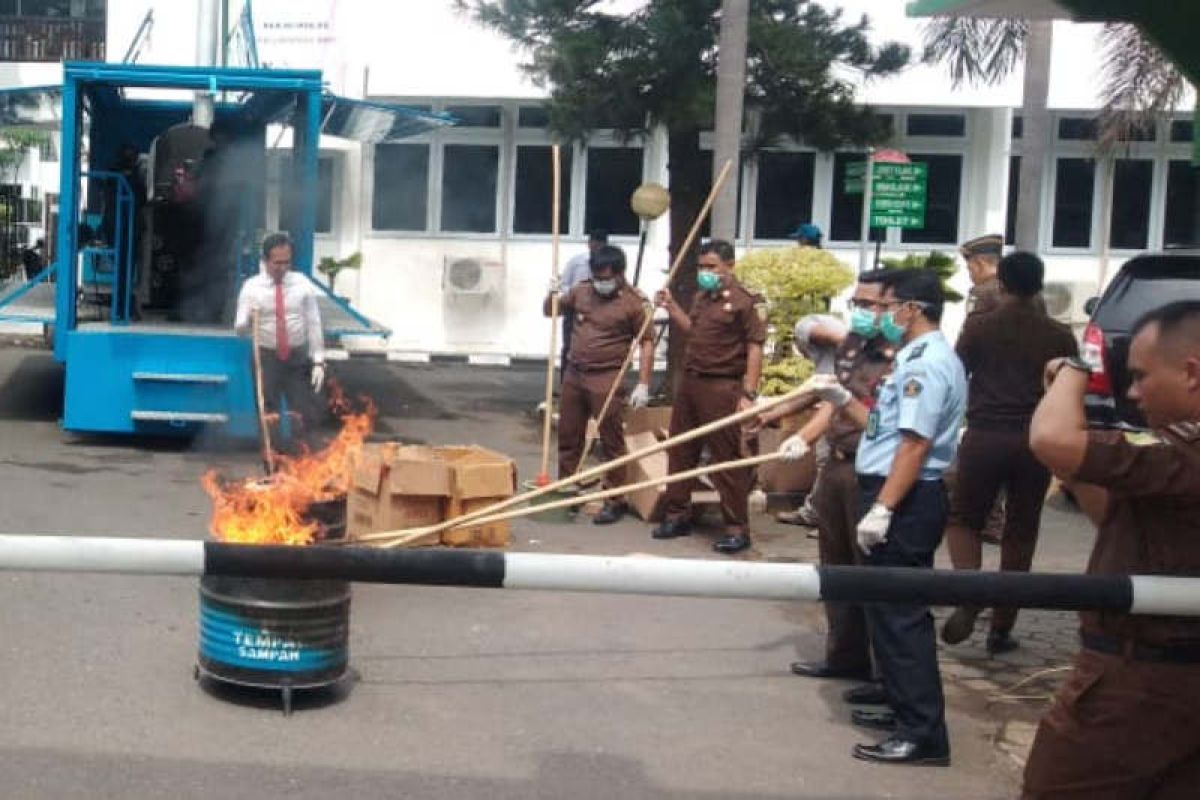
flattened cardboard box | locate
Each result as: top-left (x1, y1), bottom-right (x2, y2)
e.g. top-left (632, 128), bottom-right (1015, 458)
top-left (624, 431), bottom-right (720, 523)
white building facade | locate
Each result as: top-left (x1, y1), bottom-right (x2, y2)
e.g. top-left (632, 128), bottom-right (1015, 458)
top-left (15, 0), bottom-right (1185, 354)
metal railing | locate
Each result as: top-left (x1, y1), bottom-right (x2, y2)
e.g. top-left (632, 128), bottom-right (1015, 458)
top-left (0, 16), bottom-right (105, 62)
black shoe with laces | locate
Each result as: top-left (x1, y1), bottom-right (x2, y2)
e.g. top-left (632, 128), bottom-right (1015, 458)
top-left (592, 500), bottom-right (628, 526)
top-left (651, 518), bottom-right (692, 539)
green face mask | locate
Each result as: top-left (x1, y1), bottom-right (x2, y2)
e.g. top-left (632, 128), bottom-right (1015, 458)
top-left (697, 270), bottom-right (722, 292)
top-left (849, 307), bottom-right (879, 338)
top-left (879, 309), bottom-right (907, 344)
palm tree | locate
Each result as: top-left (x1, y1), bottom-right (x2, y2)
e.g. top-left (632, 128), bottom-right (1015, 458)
top-left (921, 17), bottom-right (1193, 249)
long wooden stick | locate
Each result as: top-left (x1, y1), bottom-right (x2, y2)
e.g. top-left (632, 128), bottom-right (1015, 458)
top-left (537, 144), bottom-right (563, 484)
top-left (373, 450), bottom-right (781, 549)
top-left (573, 158), bottom-right (735, 474)
top-left (249, 308), bottom-right (274, 475)
top-left (352, 375), bottom-right (821, 545)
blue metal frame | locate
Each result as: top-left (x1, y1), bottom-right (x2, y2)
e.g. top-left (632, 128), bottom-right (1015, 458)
top-left (0, 261), bottom-right (56, 322)
top-left (80, 170), bottom-right (135, 324)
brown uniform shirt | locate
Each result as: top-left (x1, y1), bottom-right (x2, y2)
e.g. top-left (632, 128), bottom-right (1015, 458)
top-left (1074, 422), bottom-right (1200, 645)
top-left (956, 299), bottom-right (1077, 431)
top-left (828, 333), bottom-right (895, 454)
top-left (560, 281), bottom-right (653, 371)
top-left (682, 278), bottom-right (768, 378)
top-left (968, 276), bottom-right (1047, 316)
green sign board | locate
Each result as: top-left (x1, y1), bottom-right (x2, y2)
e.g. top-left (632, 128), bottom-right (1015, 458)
top-left (845, 161), bottom-right (929, 230)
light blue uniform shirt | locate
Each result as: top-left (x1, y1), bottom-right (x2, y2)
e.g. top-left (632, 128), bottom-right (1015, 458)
top-left (855, 330), bottom-right (966, 480)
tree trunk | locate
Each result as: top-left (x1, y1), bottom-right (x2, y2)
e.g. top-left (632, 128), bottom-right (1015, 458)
top-left (664, 127), bottom-right (707, 399)
top-left (1014, 21), bottom-right (1053, 251)
top-left (711, 0), bottom-right (748, 241)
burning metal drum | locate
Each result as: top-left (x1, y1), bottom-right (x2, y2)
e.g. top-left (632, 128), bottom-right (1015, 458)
top-left (197, 576), bottom-right (351, 714)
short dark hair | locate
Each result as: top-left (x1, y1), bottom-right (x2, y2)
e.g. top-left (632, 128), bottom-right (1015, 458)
top-left (590, 244), bottom-right (626, 275)
top-left (587, 229), bottom-right (609, 244)
top-left (884, 269), bottom-right (944, 322)
top-left (699, 239), bottom-right (735, 265)
top-left (1132, 300), bottom-right (1200, 346)
top-left (998, 251), bottom-right (1044, 298)
top-left (262, 232), bottom-right (293, 259)
top-left (858, 268), bottom-right (897, 285)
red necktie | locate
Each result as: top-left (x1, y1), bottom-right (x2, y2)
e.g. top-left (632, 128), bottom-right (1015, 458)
top-left (274, 280), bottom-right (291, 361)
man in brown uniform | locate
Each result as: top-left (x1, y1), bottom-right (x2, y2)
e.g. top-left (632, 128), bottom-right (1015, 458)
top-left (942, 252), bottom-right (1078, 654)
top-left (960, 234), bottom-right (1004, 316)
top-left (1023, 300), bottom-right (1200, 798)
top-left (547, 244), bottom-right (654, 524)
top-left (652, 239), bottom-right (767, 555)
top-left (758, 270), bottom-right (897, 679)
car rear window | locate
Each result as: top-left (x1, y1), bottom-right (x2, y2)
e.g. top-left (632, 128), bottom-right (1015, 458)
top-left (1094, 256), bottom-right (1200, 331)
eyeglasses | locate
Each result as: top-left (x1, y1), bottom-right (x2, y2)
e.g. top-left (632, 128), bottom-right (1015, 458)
top-left (849, 298), bottom-right (886, 311)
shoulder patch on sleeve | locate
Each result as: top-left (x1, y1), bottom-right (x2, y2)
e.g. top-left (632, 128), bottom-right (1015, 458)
top-left (754, 301), bottom-right (768, 322)
top-left (1124, 431), bottom-right (1165, 447)
top-left (903, 378), bottom-right (923, 398)
top-left (1167, 422), bottom-right (1200, 442)
top-left (905, 343), bottom-right (927, 362)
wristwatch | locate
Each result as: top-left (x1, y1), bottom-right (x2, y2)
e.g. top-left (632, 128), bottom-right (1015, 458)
top-left (743, 388), bottom-right (758, 401)
top-left (1061, 356), bottom-right (1091, 375)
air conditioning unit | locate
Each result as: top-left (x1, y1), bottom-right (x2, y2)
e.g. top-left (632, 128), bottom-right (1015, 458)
top-left (442, 256), bottom-right (504, 297)
top-left (1043, 281), bottom-right (1099, 325)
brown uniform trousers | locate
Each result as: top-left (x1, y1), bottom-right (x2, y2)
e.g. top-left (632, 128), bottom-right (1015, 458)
top-left (663, 373), bottom-right (753, 529)
top-left (1023, 424), bottom-right (1200, 798)
top-left (812, 333), bottom-right (895, 671)
top-left (558, 366), bottom-right (628, 488)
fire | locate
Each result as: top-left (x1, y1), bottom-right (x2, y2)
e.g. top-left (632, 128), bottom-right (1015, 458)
top-left (202, 381), bottom-right (376, 545)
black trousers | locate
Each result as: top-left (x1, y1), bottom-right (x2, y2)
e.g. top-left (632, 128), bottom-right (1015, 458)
top-left (858, 474), bottom-right (949, 749)
top-left (258, 346), bottom-right (321, 445)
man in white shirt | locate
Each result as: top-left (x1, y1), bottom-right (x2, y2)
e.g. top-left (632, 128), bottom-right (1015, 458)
top-left (557, 229), bottom-right (608, 380)
top-left (234, 232), bottom-right (326, 446)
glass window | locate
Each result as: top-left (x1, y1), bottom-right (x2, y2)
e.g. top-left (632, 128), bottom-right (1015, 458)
top-left (513, 145), bottom-right (572, 235)
top-left (0, 0), bottom-right (16, 14)
top-left (372, 143), bottom-right (429, 231)
top-left (1006, 155), bottom-right (1020, 246)
top-left (584, 147), bottom-right (642, 235)
top-left (1109, 159), bottom-right (1152, 250)
top-left (518, 107), bottom-right (551, 128)
top-left (1058, 117), bottom-right (1098, 141)
top-left (443, 105), bottom-right (502, 128)
top-left (900, 154), bottom-right (963, 244)
top-left (279, 156), bottom-right (335, 235)
top-left (753, 151), bottom-right (814, 239)
top-left (441, 144), bottom-right (498, 233)
top-left (829, 153), bottom-right (884, 243)
top-left (1171, 120), bottom-right (1194, 144)
top-left (1052, 158), bottom-right (1095, 248)
top-left (1012, 116), bottom-right (1023, 140)
top-left (1164, 160), bottom-right (1199, 247)
top-left (906, 114), bottom-right (966, 137)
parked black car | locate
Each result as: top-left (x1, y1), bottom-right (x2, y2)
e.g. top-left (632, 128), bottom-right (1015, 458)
top-left (1083, 249), bottom-right (1200, 429)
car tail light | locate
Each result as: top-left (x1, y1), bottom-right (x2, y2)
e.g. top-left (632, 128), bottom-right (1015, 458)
top-left (1082, 322), bottom-right (1112, 396)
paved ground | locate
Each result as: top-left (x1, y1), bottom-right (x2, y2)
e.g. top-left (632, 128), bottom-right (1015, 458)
top-left (0, 347), bottom-right (1091, 798)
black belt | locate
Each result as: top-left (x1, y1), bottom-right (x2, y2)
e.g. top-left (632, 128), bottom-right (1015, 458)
top-left (568, 363), bottom-right (620, 374)
top-left (1081, 631), bottom-right (1200, 664)
top-left (684, 369), bottom-right (739, 380)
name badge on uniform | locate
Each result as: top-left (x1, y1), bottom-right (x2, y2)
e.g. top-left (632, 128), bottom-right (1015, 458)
top-left (865, 408), bottom-right (880, 440)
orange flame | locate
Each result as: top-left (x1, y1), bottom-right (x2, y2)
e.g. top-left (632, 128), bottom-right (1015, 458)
top-left (202, 381), bottom-right (376, 545)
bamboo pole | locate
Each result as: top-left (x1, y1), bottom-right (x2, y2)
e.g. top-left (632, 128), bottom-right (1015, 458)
top-left (352, 374), bottom-right (821, 546)
top-left (573, 158), bottom-right (735, 475)
top-left (373, 450), bottom-right (782, 549)
top-left (249, 308), bottom-right (274, 475)
top-left (536, 145), bottom-right (564, 485)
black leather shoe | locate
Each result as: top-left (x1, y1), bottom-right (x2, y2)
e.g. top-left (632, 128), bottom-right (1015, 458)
top-left (651, 518), bottom-right (692, 539)
top-left (713, 534), bottom-right (751, 554)
top-left (842, 683), bottom-right (888, 705)
top-left (987, 631), bottom-right (1019, 655)
top-left (852, 736), bottom-right (950, 766)
top-left (789, 661), bottom-right (872, 681)
top-left (940, 606), bottom-right (980, 645)
top-left (851, 709), bottom-right (897, 732)
top-left (592, 501), bottom-right (628, 526)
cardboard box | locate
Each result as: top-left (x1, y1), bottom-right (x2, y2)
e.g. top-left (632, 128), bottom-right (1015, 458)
top-left (624, 405), bottom-right (673, 437)
top-left (346, 444), bottom-right (517, 548)
top-left (624, 431), bottom-right (720, 523)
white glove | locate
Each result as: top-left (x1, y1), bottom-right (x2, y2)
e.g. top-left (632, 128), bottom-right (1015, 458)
top-left (629, 383), bottom-right (650, 408)
top-left (810, 374), bottom-right (853, 408)
top-left (311, 363), bottom-right (325, 393)
top-left (777, 433), bottom-right (809, 461)
top-left (548, 276), bottom-right (562, 295)
top-left (856, 503), bottom-right (893, 555)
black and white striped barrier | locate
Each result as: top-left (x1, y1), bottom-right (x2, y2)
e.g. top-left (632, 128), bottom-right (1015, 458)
top-left (1, 535), bottom-right (1198, 616)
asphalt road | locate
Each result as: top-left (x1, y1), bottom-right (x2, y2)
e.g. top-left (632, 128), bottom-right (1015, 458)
top-left (0, 347), bottom-right (1020, 799)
